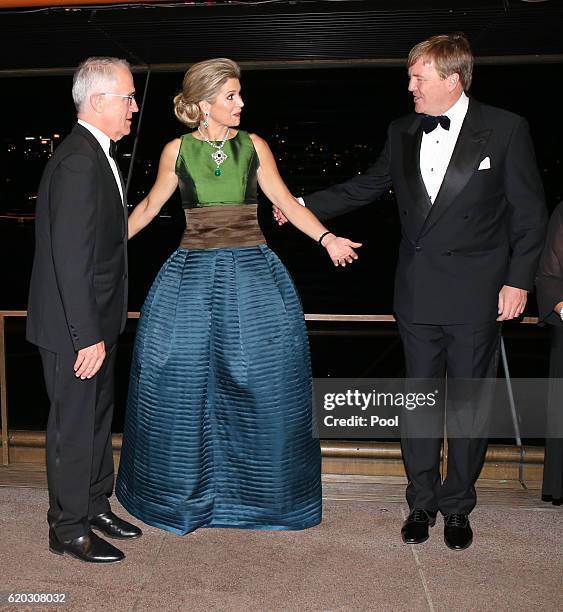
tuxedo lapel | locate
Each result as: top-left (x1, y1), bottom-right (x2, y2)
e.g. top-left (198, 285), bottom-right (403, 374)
top-left (418, 99), bottom-right (491, 237)
top-left (118, 164), bottom-right (128, 274)
top-left (116, 165), bottom-right (127, 205)
top-left (402, 117), bottom-right (432, 233)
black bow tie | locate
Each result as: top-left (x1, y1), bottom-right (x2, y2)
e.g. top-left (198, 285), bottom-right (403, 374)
top-left (421, 115), bottom-right (451, 134)
top-left (109, 140), bottom-right (117, 159)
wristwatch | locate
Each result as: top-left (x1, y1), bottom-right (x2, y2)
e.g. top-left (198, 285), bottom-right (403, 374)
top-left (559, 306), bottom-right (563, 321)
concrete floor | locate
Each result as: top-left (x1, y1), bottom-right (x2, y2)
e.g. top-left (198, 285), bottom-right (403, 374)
top-left (0, 482), bottom-right (561, 612)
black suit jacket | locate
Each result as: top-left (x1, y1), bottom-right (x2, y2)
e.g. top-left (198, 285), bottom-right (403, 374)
top-left (536, 201), bottom-right (563, 328)
top-left (306, 99), bottom-right (547, 324)
top-left (27, 123), bottom-right (128, 353)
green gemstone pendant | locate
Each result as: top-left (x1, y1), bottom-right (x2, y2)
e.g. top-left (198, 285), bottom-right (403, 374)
top-left (214, 167), bottom-right (221, 177)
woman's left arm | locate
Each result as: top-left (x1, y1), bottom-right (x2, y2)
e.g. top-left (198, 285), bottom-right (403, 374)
top-left (250, 134), bottom-right (361, 266)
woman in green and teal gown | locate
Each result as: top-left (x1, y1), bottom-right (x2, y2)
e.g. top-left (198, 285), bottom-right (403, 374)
top-left (116, 58), bottom-right (362, 535)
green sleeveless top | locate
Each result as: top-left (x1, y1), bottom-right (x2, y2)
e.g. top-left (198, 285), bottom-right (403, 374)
top-left (175, 130), bottom-right (259, 208)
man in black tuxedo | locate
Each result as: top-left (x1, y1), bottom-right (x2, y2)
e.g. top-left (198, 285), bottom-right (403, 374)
top-left (27, 57), bottom-right (142, 563)
top-left (276, 33), bottom-right (546, 549)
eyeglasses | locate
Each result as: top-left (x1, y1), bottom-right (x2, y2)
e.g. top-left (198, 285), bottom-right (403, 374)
top-left (100, 92), bottom-right (136, 106)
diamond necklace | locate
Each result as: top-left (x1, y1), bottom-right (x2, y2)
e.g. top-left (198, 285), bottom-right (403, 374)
top-left (197, 126), bottom-right (230, 176)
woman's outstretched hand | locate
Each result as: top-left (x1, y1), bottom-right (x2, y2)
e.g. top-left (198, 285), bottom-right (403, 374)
top-left (323, 235), bottom-right (362, 267)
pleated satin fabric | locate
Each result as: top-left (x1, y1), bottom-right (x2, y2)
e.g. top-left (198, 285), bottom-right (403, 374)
top-left (117, 130), bottom-right (321, 534)
top-left (116, 246), bottom-right (322, 534)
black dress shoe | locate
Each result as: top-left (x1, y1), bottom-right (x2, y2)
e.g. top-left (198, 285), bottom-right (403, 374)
top-left (89, 511), bottom-right (142, 540)
top-left (444, 514), bottom-right (473, 550)
top-left (49, 529), bottom-right (124, 563)
top-left (401, 509), bottom-right (437, 544)
top-left (541, 494), bottom-right (562, 506)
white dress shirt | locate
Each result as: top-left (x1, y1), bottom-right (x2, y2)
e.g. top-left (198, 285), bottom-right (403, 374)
top-left (78, 119), bottom-right (124, 203)
top-left (419, 92), bottom-right (469, 204)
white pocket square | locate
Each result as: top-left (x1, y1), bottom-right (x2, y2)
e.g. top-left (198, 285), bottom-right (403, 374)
top-left (478, 156), bottom-right (491, 170)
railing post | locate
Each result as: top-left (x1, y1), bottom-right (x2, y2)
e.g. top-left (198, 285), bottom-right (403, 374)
top-left (499, 336), bottom-right (527, 488)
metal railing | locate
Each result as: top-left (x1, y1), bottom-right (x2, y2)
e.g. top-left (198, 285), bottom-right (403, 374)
top-left (0, 310), bottom-right (543, 480)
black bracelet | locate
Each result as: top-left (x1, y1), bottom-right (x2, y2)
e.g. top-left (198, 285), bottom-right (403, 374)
top-left (318, 231), bottom-right (332, 246)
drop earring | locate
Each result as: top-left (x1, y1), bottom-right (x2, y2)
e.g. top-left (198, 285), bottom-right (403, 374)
top-left (203, 112), bottom-right (209, 129)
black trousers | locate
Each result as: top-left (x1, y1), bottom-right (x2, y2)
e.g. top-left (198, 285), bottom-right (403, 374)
top-left (39, 345), bottom-right (116, 540)
top-left (396, 318), bottom-right (500, 515)
top-left (543, 326), bottom-right (563, 503)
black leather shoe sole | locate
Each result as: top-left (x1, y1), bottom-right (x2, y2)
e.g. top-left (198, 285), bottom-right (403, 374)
top-left (49, 546), bottom-right (125, 563)
top-left (401, 516), bottom-right (436, 544)
top-left (444, 531), bottom-right (473, 551)
top-left (403, 533), bottom-right (430, 545)
top-left (401, 525), bottom-right (435, 544)
top-left (49, 531), bottom-right (125, 563)
top-left (49, 542), bottom-right (125, 563)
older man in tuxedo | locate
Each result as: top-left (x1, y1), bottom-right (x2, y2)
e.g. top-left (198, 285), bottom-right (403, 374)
top-left (277, 33), bottom-right (546, 549)
top-left (27, 57), bottom-right (141, 563)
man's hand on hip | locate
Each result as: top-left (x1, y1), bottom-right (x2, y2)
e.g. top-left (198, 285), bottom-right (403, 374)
top-left (74, 341), bottom-right (106, 379)
top-left (497, 285), bottom-right (528, 321)
top-left (272, 205), bottom-right (289, 226)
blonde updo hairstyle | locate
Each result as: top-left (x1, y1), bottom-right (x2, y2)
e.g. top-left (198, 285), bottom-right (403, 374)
top-left (174, 58), bottom-right (241, 128)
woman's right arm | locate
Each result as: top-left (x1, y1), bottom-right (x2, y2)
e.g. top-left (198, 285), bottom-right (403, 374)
top-left (128, 139), bottom-right (181, 239)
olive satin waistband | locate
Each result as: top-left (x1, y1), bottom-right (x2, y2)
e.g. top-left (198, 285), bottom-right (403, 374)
top-left (180, 203), bottom-right (266, 250)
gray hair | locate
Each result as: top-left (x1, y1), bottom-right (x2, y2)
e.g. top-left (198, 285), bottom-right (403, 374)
top-left (72, 57), bottom-right (130, 112)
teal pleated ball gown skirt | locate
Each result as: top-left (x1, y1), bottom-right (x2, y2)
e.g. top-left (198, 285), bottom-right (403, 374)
top-left (116, 245), bottom-right (322, 535)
